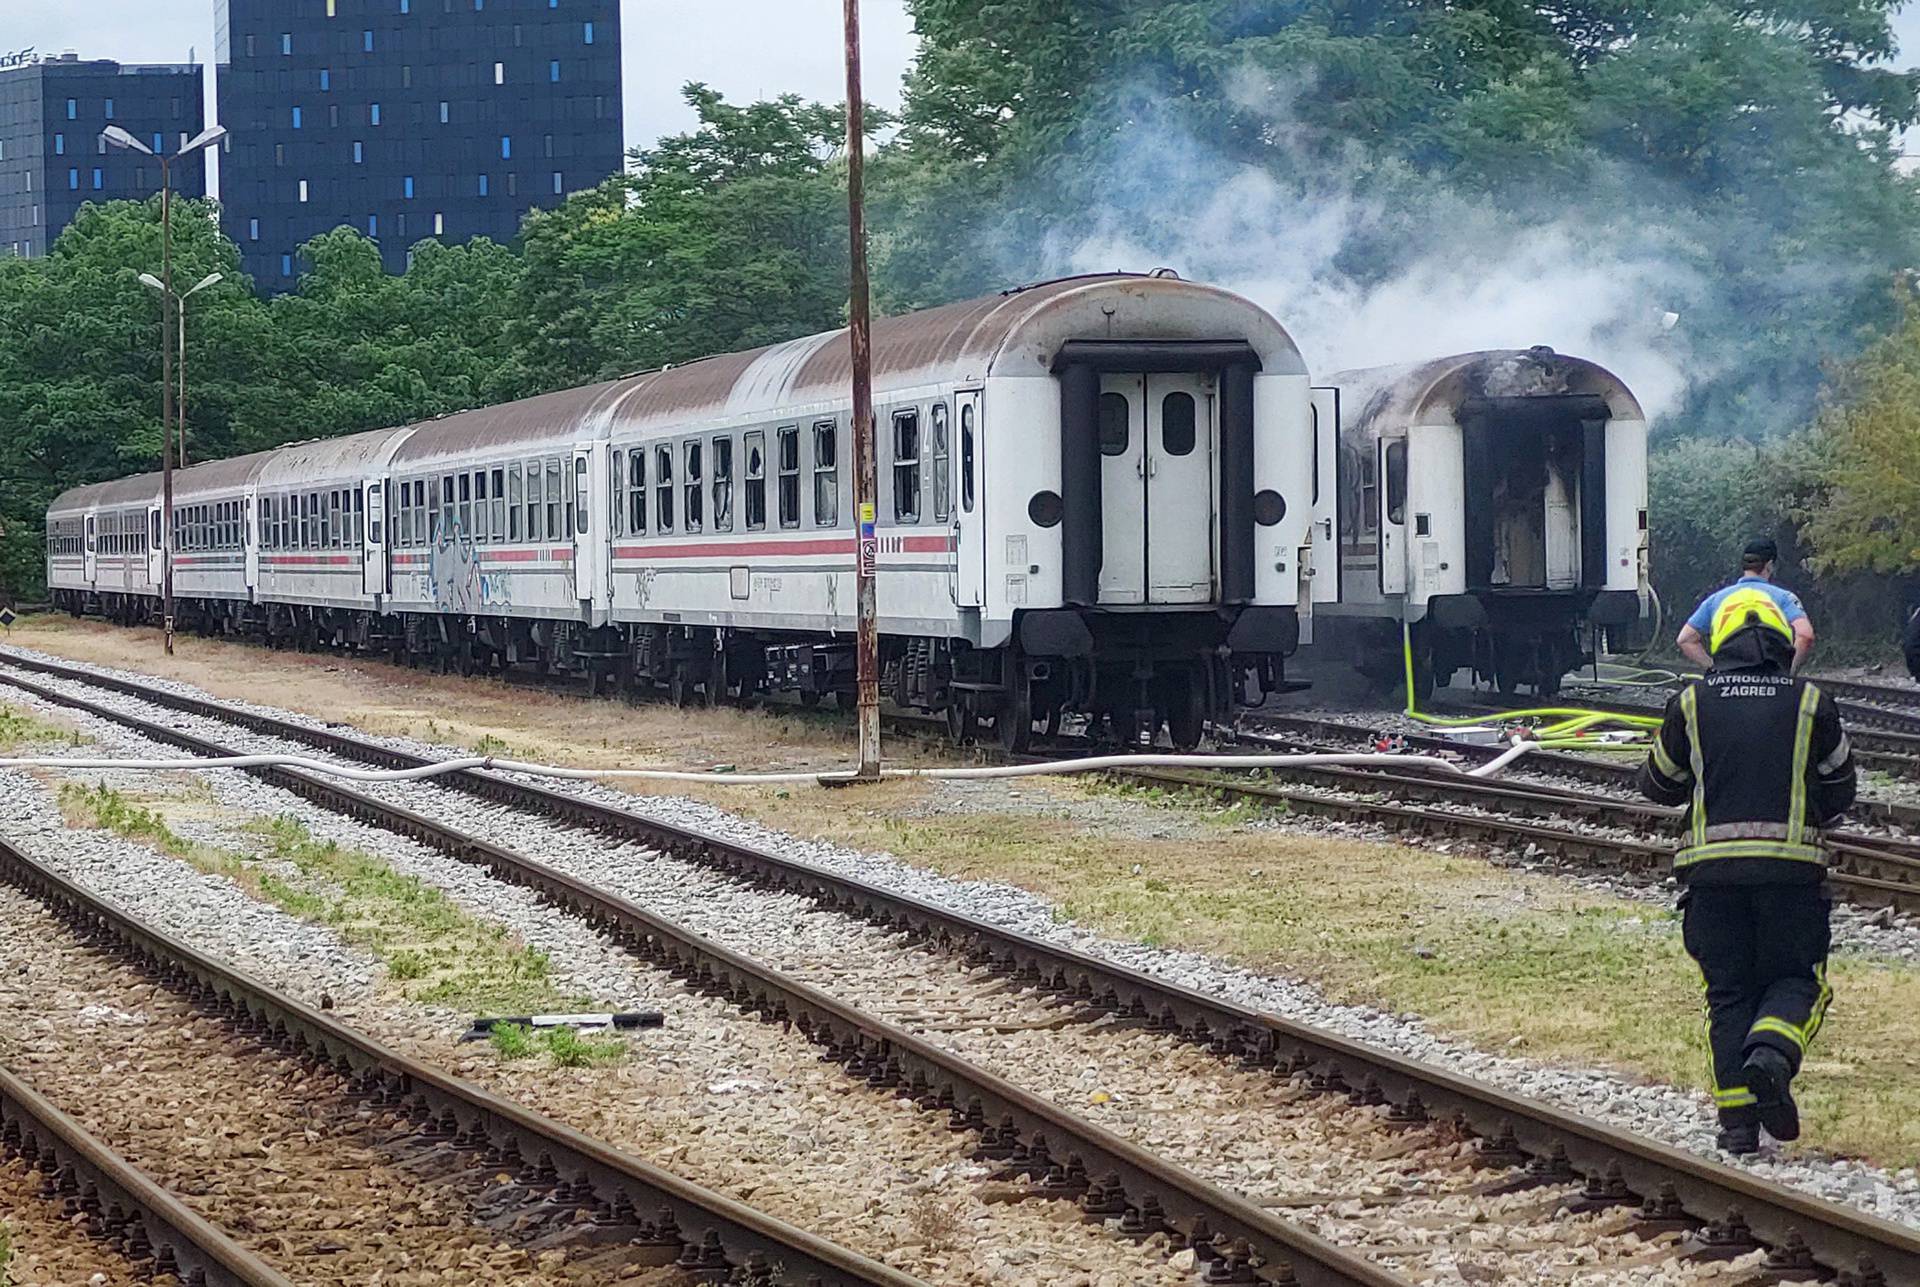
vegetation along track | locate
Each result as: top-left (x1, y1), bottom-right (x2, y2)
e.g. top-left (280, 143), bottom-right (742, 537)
top-left (3, 655), bottom-right (1919, 1281)
top-left (0, 831), bottom-right (922, 1287)
top-left (0, 1055), bottom-right (293, 1287)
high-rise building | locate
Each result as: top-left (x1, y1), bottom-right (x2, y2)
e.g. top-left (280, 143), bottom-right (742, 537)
top-left (0, 54), bottom-right (206, 260)
top-left (214, 0), bottom-right (623, 289)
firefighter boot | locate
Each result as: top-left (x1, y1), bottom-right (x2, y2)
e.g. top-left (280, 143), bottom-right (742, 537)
top-left (1715, 1118), bottom-right (1761, 1156)
top-left (1742, 1046), bottom-right (1799, 1142)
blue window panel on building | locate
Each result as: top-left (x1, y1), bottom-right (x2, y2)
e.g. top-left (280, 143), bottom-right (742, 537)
top-left (478, 173), bottom-right (488, 195)
top-left (368, 214), bottom-right (378, 235)
top-left (281, 34), bottom-right (292, 55)
top-left (67, 169), bottom-right (78, 190)
top-left (401, 0), bottom-right (410, 10)
top-left (403, 176), bottom-right (414, 198)
top-left (53, 135), bottom-right (62, 156)
top-left (152, 133), bottom-right (164, 153)
top-left (320, 69), bottom-right (330, 90)
top-left (291, 107), bottom-right (302, 128)
top-left (103, 99), bottom-right (114, 119)
top-left (281, 253), bottom-right (292, 276)
top-left (353, 141), bottom-right (364, 163)
top-left (550, 60), bottom-right (561, 82)
top-left (552, 171), bottom-right (562, 194)
top-left (500, 136), bottom-right (511, 159)
top-left (364, 30), bottom-right (375, 51)
top-left (249, 218), bottom-right (259, 240)
top-left (439, 101), bottom-right (449, 123)
top-left (65, 100), bottom-right (76, 120)
top-left (371, 103), bottom-right (381, 125)
top-left (91, 168), bottom-right (102, 190)
top-left (584, 22), bottom-right (594, 43)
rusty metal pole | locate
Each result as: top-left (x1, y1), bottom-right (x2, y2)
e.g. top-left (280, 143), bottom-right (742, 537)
top-left (844, 0), bottom-right (881, 778)
top-left (159, 155), bottom-right (175, 658)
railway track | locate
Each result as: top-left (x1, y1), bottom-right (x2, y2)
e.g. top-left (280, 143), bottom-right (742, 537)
top-left (0, 1058), bottom-right (293, 1287)
top-left (0, 832), bottom-right (921, 1287)
top-left (4, 652), bottom-right (1919, 1281)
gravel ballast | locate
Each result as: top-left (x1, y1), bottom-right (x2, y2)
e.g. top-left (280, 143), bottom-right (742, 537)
top-left (3, 649), bottom-right (1918, 1236)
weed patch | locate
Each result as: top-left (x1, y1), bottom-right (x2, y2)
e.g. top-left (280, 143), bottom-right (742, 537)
top-left (487, 1022), bottom-right (624, 1068)
top-left (59, 785), bottom-right (590, 1016)
top-left (0, 702), bottom-right (78, 753)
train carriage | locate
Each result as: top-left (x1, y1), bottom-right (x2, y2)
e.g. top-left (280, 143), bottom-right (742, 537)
top-left (1313, 348), bottom-right (1650, 697)
top-left (255, 425), bottom-right (420, 649)
top-left (165, 450), bottom-right (276, 630)
top-left (46, 475), bottom-right (164, 622)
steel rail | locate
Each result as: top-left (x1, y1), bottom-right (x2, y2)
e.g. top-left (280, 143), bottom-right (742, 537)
top-left (0, 665), bottom-right (1404, 1287)
top-left (1228, 713), bottom-right (1920, 832)
top-left (0, 1062), bottom-right (296, 1287)
top-left (0, 833), bottom-right (922, 1287)
top-left (2, 656), bottom-right (1917, 1282)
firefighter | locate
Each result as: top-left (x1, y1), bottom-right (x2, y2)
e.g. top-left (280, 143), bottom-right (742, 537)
top-left (1638, 586), bottom-right (1856, 1155)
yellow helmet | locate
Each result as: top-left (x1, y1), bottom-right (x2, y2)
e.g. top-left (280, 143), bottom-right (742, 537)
top-left (1708, 587), bottom-right (1793, 655)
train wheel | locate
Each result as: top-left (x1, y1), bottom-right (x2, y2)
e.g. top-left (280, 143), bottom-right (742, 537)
top-left (996, 669), bottom-right (1033, 755)
top-left (945, 698), bottom-right (970, 744)
top-left (797, 689), bottom-right (821, 710)
top-left (703, 651), bottom-right (728, 708)
top-left (669, 662), bottom-right (694, 708)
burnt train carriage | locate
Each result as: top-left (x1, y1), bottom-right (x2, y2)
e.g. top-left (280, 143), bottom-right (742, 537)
top-left (47, 275), bottom-right (1327, 749)
top-left (1313, 348), bottom-right (1650, 697)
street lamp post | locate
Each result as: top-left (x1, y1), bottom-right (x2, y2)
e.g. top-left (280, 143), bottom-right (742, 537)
top-left (143, 272), bottom-right (223, 471)
top-left (102, 125), bottom-right (226, 658)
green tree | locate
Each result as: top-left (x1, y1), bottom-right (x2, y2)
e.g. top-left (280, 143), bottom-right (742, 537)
top-left (516, 84), bottom-right (862, 384)
top-left (1801, 288), bottom-right (1920, 577)
top-left (0, 197), bottom-right (271, 598)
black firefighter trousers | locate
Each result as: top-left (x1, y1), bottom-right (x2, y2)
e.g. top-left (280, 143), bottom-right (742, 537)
top-left (1680, 883), bottom-right (1832, 1126)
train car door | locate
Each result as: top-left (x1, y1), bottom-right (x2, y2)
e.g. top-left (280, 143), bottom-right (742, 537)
top-left (244, 487), bottom-right (261, 599)
top-left (147, 506), bottom-right (163, 587)
top-left (1379, 438), bottom-right (1408, 596)
top-left (83, 514), bottom-right (97, 583)
top-left (1097, 376), bottom-right (1147, 605)
top-left (361, 479), bottom-right (387, 597)
top-left (1307, 388), bottom-right (1342, 608)
top-left (950, 389), bottom-right (986, 608)
top-left (1144, 374), bottom-right (1214, 604)
top-left (571, 445), bottom-right (609, 619)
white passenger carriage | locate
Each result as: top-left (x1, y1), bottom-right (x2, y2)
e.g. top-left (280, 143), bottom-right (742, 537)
top-left (47, 272), bottom-right (1397, 746)
top-left (47, 475), bottom-right (164, 623)
top-left (1311, 348), bottom-right (1650, 696)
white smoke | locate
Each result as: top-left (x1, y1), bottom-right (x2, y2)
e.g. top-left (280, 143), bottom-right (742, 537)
top-left (1034, 79), bottom-right (1713, 421)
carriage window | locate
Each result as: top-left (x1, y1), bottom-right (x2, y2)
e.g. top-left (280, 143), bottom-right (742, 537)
top-left (628, 449), bottom-right (647, 534)
top-left (711, 436), bottom-right (733, 532)
top-left (546, 458), bottom-right (563, 539)
top-left (611, 451), bottom-right (625, 536)
top-left (508, 466), bottom-right (523, 541)
top-left (438, 474), bottom-right (453, 542)
top-left (931, 404), bottom-right (951, 523)
top-left (1099, 393), bottom-right (1130, 456)
top-left (473, 472), bottom-right (489, 543)
top-left (1357, 447), bottom-right (1378, 537)
top-left (491, 467), bottom-right (506, 541)
top-left (683, 440), bottom-right (703, 532)
top-left (1385, 440), bottom-right (1408, 526)
top-left (777, 426), bottom-right (800, 528)
top-left (1162, 392), bottom-right (1196, 456)
top-left (356, 488), bottom-right (368, 546)
top-left (813, 420), bottom-right (838, 527)
top-left (961, 404), bottom-right (976, 513)
top-left (654, 444), bottom-right (675, 532)
top-left (744, 431), bottom-right (766, 531)
top-left (892, 411), bottom-right (920, 523)
top-left (454, 473), bottom-right (471, 540)
top-left (525, 460), bottom-right (543, 542)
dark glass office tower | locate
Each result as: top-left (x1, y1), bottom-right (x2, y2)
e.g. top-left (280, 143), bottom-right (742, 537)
top-left (0, 55), bottom-right (206, 260)
top-left (215, 0), bottom-right (623, 288)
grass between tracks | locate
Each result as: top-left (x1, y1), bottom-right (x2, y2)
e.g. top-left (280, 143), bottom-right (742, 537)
top-left (16, 617), bottom-right (1920, 1162)
top-left (0, 701), bottom-right (83, 753)
top-left (56, 784), bottom-right (605, 1043)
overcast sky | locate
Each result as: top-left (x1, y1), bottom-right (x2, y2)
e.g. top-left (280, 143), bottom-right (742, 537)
top-left (3, 0), bottom-right (918, 150)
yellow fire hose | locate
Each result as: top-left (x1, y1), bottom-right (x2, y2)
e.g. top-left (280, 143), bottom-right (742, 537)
top-left (1401, 622), bottom-right (1662, 752)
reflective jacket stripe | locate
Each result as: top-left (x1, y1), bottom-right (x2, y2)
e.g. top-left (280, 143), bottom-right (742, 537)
top-left (1674, 838), bottom-right (1828, 868)
top-left (1787, 682), bottom-right (1820, 846)
top-left (1681, 687), bottom-right (1707, 851)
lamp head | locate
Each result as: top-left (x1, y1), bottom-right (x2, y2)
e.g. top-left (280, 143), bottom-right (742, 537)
top-left (138, 272), bottom-right (165, 293)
